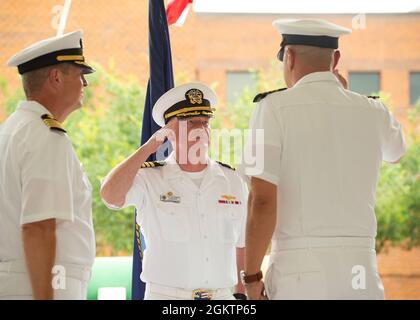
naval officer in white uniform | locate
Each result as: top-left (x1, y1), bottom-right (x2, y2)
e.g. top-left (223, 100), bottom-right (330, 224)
top-left (0, 30), bottom-right (96, 300)
top-left (101, 83), bottom-right (248, 300)
top-left (240, 19), bottom-right (405, 300)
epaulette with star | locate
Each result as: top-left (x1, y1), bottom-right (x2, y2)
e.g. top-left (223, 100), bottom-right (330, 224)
top-left (141, 161), bottom-right (166, 169)
top-left (216, 161), bottom-right (235, 171)
top-left (253, 87), bottom-right (287, 103)
top-left (41, 114), bottom-right (66, 133)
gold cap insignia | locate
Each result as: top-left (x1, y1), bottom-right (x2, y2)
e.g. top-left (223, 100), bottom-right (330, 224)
top-left (186, 88), bottom-right (203, 105)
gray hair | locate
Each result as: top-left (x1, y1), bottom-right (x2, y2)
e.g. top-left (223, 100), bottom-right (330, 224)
top-left (287, 45), bottom-right (335, 69)
top-left (21, 63), bottom-right (70, 98)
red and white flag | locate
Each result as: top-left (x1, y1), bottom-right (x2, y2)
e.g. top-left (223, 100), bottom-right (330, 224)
top-left (166, 0), bottom-right (193, 26)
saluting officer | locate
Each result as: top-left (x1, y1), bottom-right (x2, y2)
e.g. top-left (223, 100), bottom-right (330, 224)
top-left (240, 19), bottom-right (405, 300)
top-left (0, 30), bottom-right (96, 300)
top-left (101, 83), bottom-right (248, 300)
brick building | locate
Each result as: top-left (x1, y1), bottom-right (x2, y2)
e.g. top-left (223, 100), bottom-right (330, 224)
top-left (1, 1), bottom-right (420, 120)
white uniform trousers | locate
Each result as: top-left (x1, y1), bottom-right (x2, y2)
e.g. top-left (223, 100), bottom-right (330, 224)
top-left (145, 283), bottom-right (236, 300)
top-left (265, 237), bottom-right (385, 300)
top-left (0, 260), bottom-right (91, 300)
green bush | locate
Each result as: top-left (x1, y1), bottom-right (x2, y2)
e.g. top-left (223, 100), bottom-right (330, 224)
top-left (67, 64), bottom-right (146, 255)
top-left (0, 64), bottom-right (418, 254)
top-left (375, 105), bottom-right (420, 250)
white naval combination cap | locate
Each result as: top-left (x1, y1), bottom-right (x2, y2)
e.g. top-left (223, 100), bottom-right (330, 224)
top-left (7, 30), bottom-right (95, 75)
top-left (152, 82), bottom-right (218, 127)
top-left (272, 19), bottom-right (352, 61)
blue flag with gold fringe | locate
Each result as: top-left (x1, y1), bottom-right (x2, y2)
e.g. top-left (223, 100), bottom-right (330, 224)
top-left (131, 0), bottom-right (174, 300)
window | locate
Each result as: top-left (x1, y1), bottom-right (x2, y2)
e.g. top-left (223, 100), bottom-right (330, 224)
top-left (348, 72), bottom-right (380, 95)
top-left (226, 71), bottom-right (256, 104)
top-left (410, 72), bottom-right (420, 106)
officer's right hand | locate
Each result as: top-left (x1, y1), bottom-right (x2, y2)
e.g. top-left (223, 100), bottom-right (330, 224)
top-left (145, 117), bottom-right (178, 154)
top-left (245, 281), bottom-right (268, 300)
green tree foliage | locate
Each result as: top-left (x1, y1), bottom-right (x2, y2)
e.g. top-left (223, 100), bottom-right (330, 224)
top-left (67, 64), bottom-right (146, 255)
top-left (375, 104), bottom-right (420, 250)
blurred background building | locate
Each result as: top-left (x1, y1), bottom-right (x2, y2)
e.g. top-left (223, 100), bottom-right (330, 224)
top-left (1, 1), bottom-right (420, 123)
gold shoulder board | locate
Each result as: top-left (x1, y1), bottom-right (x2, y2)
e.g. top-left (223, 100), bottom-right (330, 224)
top-left (141, 161), bottom-right (166, 168)
top-left (41, 114), bottom-right (66, 133)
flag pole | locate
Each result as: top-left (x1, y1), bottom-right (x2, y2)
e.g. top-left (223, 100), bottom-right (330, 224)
top-left (56, 0), bottom-right (72, 36)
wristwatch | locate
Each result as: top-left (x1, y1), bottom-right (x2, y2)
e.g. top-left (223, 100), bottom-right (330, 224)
top-left (240, 270), bottom-right (263, 285)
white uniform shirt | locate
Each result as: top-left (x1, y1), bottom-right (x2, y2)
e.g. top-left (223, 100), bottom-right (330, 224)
top-left (0, 101), bottom-right (95, 267)
top-left (241, 71), bottom-right (405, 241)
top-left (105, 152), bottom-right (248, 289)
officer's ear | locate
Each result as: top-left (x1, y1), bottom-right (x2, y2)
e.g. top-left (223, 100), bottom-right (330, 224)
top-left (332, 50), bottom-right (341, 70)
top-left (47, 67), bottom-right (66, 92)
top-left (285, 46), bottom-right (296, 70)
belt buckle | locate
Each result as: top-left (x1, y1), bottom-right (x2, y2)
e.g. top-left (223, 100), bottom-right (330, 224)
top-left (192, 289), bottom-right (213, 300)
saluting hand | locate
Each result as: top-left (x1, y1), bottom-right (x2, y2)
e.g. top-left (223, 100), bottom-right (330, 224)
top-left (145, 117), bottom-right (178, 154)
